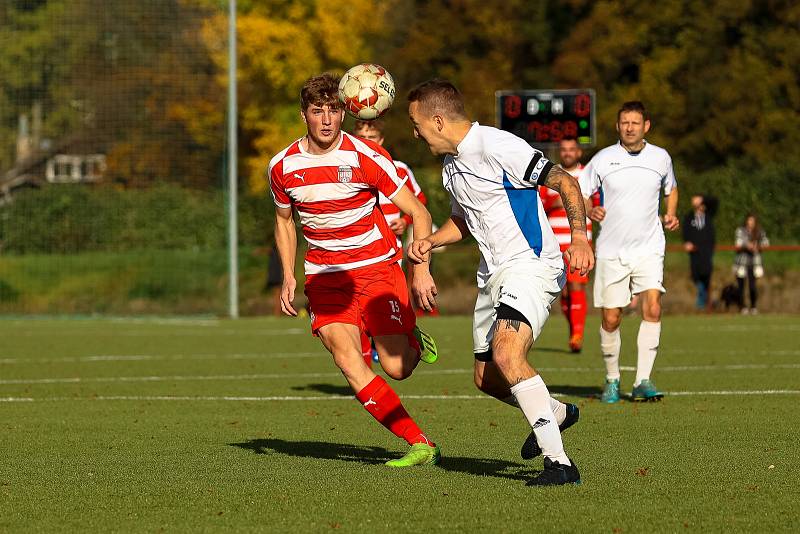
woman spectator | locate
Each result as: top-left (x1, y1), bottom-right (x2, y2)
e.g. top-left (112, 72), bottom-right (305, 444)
top-left (734, 213), bottom-right (769, 314)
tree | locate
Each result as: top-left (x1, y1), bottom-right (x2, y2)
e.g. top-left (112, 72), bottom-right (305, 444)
top-left (203, 0), bottom-right (391, 193)
top-left (0, 0), bottom-right (225, 188)
top-left (552, 0), bottom-right (800, 170)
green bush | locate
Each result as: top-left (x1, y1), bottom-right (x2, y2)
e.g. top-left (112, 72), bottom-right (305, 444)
top-left (0, 184), bottom-right (278, 254)
top-left (675, 160), bottom-right (799, 244)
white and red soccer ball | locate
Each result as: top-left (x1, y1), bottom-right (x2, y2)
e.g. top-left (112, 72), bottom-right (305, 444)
top-left (338, 63), bottom-right (396, 120)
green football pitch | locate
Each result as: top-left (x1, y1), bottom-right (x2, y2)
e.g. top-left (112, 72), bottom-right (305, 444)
top-left (1, 314), bottom-right (798, 532)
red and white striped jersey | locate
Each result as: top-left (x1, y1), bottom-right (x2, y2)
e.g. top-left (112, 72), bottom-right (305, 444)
top-left (269, 132), bottom-right (406, 275)
top-left (539, 164), bottom-right (596, 252)
top-left (377, 160), bottom-right (427, 246)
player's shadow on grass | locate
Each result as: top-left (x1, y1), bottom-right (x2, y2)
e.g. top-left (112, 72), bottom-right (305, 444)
top-left (291, 383), bottom-right (352, 396)
top-left (547, 384), bottom-right (603, 399)
top-left (231, 438), bottom-right (392, 464)
top-left (230, 438), bottom-right (538, 482)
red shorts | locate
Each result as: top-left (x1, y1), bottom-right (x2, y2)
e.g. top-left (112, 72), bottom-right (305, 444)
top-left (565, 260), bottom-right (589, 284)
top-left (561, 248), bottom-right (590, 284)
top-left (304, 262), bottom-right (416, 337)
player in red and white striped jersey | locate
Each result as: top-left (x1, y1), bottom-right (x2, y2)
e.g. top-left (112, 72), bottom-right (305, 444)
top-left (352, 119), bottom-right (427, 248)
top-left (269, 73), bottom-right (441, 467)
top-left (351, 119), bottom-right (437, 366)
top-left (539, 137), bottom-right (598, 353)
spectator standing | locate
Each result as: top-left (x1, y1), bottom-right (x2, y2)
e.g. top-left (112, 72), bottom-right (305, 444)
top-left (682, 195), bottom-right (718, 311)
top-left (734, 213), bottom-right (769, 314)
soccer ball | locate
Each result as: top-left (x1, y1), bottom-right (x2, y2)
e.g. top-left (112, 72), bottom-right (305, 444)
top-left (338, 63), bottom-right (396, 120)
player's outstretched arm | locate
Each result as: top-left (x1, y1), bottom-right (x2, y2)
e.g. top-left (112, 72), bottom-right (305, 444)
top-left (408, 215), bottom-right (468, 263)
top-left (542, 165), bottom-right (595, 275)
top-left (274, 206), bottom-right (298, 316)
top-left (663, 187), bottom-right (680, 231)
top-left (390, 187), bottom-right (439, 309)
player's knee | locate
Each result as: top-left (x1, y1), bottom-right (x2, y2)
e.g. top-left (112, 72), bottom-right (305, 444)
top-left (382, 362), bottom-right (413, 381)
top-left (642, 302), bottom-right (661, 321)
top-left (602, 309), bottom-right (622, 331)
top-left (490, 347), bottom-right (516, 374)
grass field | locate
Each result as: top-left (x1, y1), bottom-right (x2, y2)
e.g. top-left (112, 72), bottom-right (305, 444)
top-left (1, 314), bottom-right (798, 532)
top-left (2, 246), bottom-right (800, 316)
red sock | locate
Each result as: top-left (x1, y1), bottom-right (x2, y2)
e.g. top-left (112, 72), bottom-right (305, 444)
top-left (360, 331), bottom-right (372, 368)
top-left (355, 376), bottom-right (433, 446)
top-left (569, 289), bottom-right (587, 338)
top-left (561, 293), bottom-right (571, 333)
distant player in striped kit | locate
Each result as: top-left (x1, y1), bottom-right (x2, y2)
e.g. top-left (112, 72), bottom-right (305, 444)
top-left (352, 119), bottom-right (437, 367)
top-left (352, 119), bottom-right (427, 250)
top-left (539, 137), bottom-right (598, 353)
top-left (269, 73), bottom-right (441, 467)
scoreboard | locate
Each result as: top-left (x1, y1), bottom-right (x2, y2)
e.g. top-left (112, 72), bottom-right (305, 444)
top-left (496, 89), bottom-right (596, 148)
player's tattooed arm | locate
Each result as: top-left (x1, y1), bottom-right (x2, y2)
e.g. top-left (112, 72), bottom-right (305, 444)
top-left (541, 165), bottom-right (587, 234)
top-left (542, 164), bottom-right (595, 275)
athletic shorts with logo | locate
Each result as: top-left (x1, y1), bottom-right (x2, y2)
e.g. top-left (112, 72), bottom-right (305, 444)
top-left (593, 254), bottom-right (665, 308)
top-left (473, 261), bottom-right (565, 354)
top-left (305, 262), bottom-right (415, 336)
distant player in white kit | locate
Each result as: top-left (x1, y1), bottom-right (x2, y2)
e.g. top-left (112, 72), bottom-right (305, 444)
top-left (578, 101), bottom-right (679, 403)
top-left (407, 79), bottom-right (594, 486)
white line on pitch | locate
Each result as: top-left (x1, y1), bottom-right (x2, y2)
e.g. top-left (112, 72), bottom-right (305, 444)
top-left (3, 363), bottom-right (799, 385)
top-left (3, 348), bottom-right (798, 365)
top-left (0, 352), bottom-right (324, 364)
top-left (8, 328), bottom-right (307, 337)
top-left (2, 390), bottom-right (800, 403)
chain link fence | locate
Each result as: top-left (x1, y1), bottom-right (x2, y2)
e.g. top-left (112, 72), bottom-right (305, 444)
top-left (0, 1), bottom-right (263, 316)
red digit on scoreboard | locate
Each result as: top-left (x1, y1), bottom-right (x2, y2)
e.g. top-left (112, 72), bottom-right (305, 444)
top-left (550, 121), bottom-right (563, 142)
top-left (528, 121), bottom-right (549, 142)
top-left (574, 94), bottom-right (591, 117)
top-left (504, 95), bottom-right (522, 119)
top-left (564, 121), bottom-right (578, 138)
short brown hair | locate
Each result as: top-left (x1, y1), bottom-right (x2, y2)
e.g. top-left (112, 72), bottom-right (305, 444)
top-left (617, 101), bottom-right (649, 121)
top-left (407, 79), bottom-right (468, 120)
top-left (353, 118), bottom-right (385, 134)
top-left (301, 73), bottom-right (341, 111)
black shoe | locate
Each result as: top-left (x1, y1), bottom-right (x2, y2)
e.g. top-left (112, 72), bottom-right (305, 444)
top-left (521, 403), bottom-right (580, 460)
top-left (526, 457), bottom-right (581, 486)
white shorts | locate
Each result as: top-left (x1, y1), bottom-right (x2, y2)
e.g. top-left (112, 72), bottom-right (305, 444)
top-left (593, 255), bottom-right (665, 309)
top-left (473, 261), bottom-right (564, 354)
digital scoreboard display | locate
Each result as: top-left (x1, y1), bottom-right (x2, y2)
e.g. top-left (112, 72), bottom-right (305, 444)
top-left (496, 89), bottom-right (596, 148)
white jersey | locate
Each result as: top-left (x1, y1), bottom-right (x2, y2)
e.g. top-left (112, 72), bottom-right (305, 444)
top-left (442, 123), bottom-right (563, 288)
top-left (578, 141), bottom-right (677, 261)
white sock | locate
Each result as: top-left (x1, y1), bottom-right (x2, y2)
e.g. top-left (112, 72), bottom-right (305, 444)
top-left (600, 326), bottom-right (621, 381)
top-left (510, 376), bottom-right (570, 465)
top-left (501, 395), bottom-right (566, 425)
top-left (635, 320), bottom-right (661, 386)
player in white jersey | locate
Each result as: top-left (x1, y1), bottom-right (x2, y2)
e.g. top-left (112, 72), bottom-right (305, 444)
top-left (407, 79), bottom-right (593, 486)
top-left (578, 101), bottom-right (679, 404)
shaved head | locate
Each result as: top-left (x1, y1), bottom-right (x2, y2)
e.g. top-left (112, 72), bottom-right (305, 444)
top-left (407, 79), bottom-right (468, 120)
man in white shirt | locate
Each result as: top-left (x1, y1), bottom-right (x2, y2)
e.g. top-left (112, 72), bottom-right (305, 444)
top-left (578, 101), bottom-right (679, 403)
top-left (407, 79), bottom-right (594, 486)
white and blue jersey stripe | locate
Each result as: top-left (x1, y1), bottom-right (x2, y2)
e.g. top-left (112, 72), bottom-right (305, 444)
top-left (442, 123), bottom-right (564, 288)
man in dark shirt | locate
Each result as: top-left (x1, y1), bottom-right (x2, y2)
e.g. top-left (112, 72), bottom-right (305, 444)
top-left (682, 195), bottom-right (718, 311)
